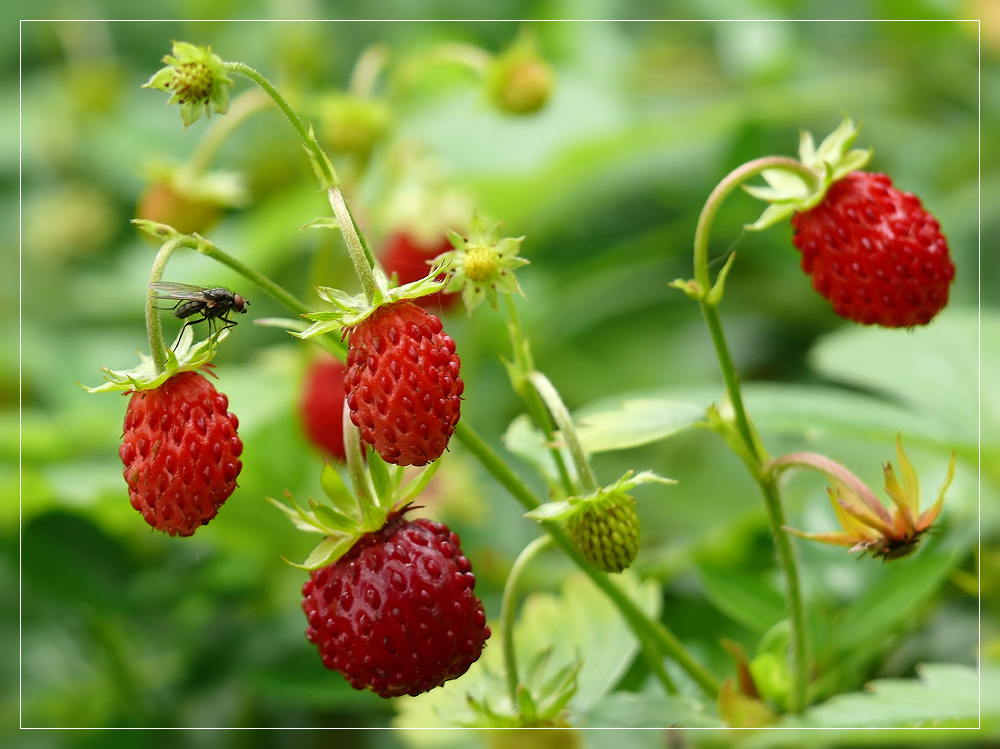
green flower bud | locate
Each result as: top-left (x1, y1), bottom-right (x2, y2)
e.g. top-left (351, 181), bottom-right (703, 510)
top-left (487, 42), bottom-right (554, 116)
top-left (319, 93), bottom-right (390, 158)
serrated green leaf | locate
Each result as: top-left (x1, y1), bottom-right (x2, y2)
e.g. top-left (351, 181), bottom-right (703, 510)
top-left (581, 692), bottom-right (723, 728)
top-left (573, 399), bottom-right (705, 453)
top-left (785, 663), bottom-right (979, 728)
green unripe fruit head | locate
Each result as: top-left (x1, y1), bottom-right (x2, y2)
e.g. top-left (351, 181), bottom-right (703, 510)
top-left (566, 492), bottom-right (640, 573)
top-left (462, 245), bottom-right (498, 282)
top-left (487, 49), bottom-right (554, 116)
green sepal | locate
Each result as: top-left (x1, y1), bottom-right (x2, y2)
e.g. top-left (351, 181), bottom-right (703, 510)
top-left (744, 117), bottom-right (873, 231)
top-left (266, 494), bottom-right (327, 534)
top-left (132, 219), bottom-right (183, 242)
top-left (297, 257), bottom-right (450, 339)
top-left (705, 252), bottom-right (737, 307)
top-left (142, 41), bottom-right (233, 129)
top-left (366, 445), bottom-right (394, 510)
top-left (524, 499), bottom-right (574, 523)
top-left (669, 278), bottom-right (704, 301)
top-left (296, 534), bottom-right (356, 570)
top-left (397, 458), bottom-right (442, 506)
top-left (301, 217), bottom-right (340, 231)
top-left (320, 461), bottom-right (359, 518)
top-left (309, 499), bottom-right (359, 534)
top-left (82, 326), bottom-right (226, 394)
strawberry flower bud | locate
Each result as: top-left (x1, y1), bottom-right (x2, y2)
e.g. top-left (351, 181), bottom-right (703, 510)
top-left (769, 435), bottom-right (956, 561)
top-left (143, 41), bottom-right (234, 128)
top-left (486, 38), bottom-right (554, 115)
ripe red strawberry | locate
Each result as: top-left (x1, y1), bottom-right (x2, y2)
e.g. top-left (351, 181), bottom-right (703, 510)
top-left (301, 510), bottom-right (490, 698)
top-left (344, 300), bottom-right (463, 466)
top-left (790, 171), bottom-right (954, 328)
top-left (119, 370), bottom-right (243, 536)
top-left (300, 356), bottom-right (348, 462)
top-left (380, 231), bottom-right (459, 313)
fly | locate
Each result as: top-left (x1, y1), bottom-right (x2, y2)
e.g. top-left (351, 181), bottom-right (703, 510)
top-left (149, 282), bottom-right (250, 338)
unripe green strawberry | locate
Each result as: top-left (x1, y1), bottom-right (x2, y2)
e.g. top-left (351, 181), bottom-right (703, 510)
top-left (119, 370), bottom-right (243, 536)
top-left (566, 492), bottom-right (640, 574)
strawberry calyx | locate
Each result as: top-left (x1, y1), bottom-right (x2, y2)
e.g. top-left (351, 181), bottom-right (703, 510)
top-left (82, 325), bottom-right (228, 394)
top-left (743, 117), bottom-right (872, 232)
top-left (438, 212), bottom-right (528, 313)
top-left (142, 41), bottom-right (234, 129)
top-left (525, 470), bottom-right (673, 572)
top-left (270, 414), bottom-right (445, 569)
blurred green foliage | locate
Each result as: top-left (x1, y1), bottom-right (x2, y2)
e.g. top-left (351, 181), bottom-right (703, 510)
top-left (11, 8), bottom-right (995, 746)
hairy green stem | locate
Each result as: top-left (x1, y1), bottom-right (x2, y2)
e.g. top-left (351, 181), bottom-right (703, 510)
top-left (691, 155), bottom-right (816, 713)
top-left (225, 61), bottom-right (338, 189)
top-left (503, 295), bottom-right (576, 497)
top-left (145, 236), bottom-right (196, 374)
top-left (500, 535), bottom-right (553, 705)
top-left (453, 421), bottom-right (719, 699)
top-left (327, 186), bottom-right (379, 305)
top-left (527, 371), bottom-right (599, 495)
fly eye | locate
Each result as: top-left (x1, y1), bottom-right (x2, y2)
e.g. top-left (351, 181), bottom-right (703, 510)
top-left (234, 295), bottom-right (248, 312)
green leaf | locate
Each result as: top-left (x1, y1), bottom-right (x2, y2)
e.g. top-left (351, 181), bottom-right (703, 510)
top-left (833, 530), bottom-right (969, 652)
top-left (581, 691), bottom-right (722, 728)
top-left (573, 399), bottom-right (706, 453)
top-left (809, 310), bottom-right (983, 454)
top-left (266, 495), bottom-right (325, 534)
top-left (696, 564), bottom-right (785, 634)
top-left (393, 570), bottom-right (662, 729)
top-left (786, 663), bottom-right (979, 728)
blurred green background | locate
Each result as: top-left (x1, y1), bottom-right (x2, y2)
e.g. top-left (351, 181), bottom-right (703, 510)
top-left (10, 6), bottom-right (995, 746)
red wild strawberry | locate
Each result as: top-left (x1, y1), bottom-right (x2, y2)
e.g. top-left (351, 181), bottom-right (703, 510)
top-left (301, 510), bottom-right (490, 698)
top-left (344, 300), bottom-right (463, 466)
top-left (790, 171), bottom-right (954, 328)
top-left (380, 231), bottom-right (459, 313)
top-left (119, 370), bottom-right (243, 536)
top-left (300, 356), bottom-right (348, 462)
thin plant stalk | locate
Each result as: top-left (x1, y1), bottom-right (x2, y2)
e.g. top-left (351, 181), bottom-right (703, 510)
top-left (500, 535), bottom-right (553, 704)
top-left (691, 155), bottom-right (817, 713)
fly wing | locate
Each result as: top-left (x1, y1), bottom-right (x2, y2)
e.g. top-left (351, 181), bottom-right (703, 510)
top-left (148, 282), bottom-right (210, 301)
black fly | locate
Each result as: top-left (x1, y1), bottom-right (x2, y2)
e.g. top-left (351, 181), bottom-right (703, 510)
top-left (149, 282), bottom-right (250, 338)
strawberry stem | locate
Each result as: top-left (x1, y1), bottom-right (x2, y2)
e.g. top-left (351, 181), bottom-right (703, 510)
top-left (503, 294), bottom-right (576, 497)
top-left (500, 535), bottom-right (553, 705)
top-left (528, 371), bottom-right (599, 495)
top-left (454, 420), bottom-right (720, 700)
top-left (690, 155), bottom-right (819, 714)
top-left (224, 61), bottom-right (339, 189)
top-left (146, 235), bottom-right (195, 374)
top-left (327, 186), bottom-right (381, 306)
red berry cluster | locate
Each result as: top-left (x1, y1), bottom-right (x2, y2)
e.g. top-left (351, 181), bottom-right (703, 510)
top-left (119, 370), bottom-right (243, 537)
top-left (791, 171), bottom-right (954, 328)
top-left (302, 511), bottom-right (490, 698)
top-left (344, 300), bottom-right (463, 466)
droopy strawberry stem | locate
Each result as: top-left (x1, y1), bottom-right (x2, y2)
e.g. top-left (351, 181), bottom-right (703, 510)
top-left (453, 420), bottom-right (719, 700)
top-left (500, 535), bottom-right (553, 705)
top-left (686, 155), bottom-right (819, 714)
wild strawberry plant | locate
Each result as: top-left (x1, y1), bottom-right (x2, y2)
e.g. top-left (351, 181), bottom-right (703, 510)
top-left (52, 28), bottom-right (979, 736)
